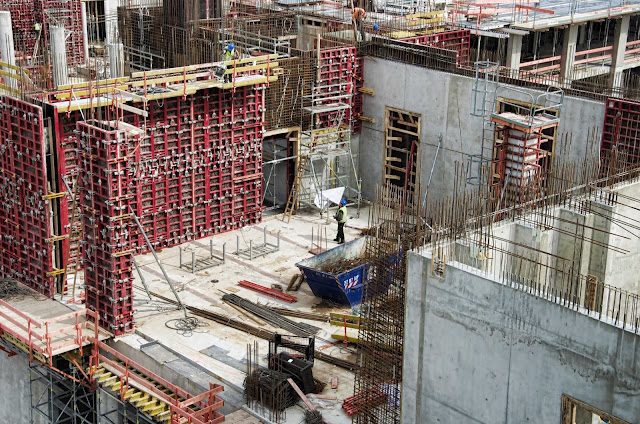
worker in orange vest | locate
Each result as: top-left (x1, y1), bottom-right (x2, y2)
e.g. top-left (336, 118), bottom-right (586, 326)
top-left (352, 7), bottom-right (366, 42)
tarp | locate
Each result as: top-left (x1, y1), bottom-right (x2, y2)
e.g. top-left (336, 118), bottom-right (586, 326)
top-left (314, 187), bottom-right (345, 210)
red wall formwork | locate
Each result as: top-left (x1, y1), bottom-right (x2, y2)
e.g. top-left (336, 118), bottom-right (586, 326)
top-left (54, 86), bottom-right (264, 258)
top-left (314, 45), bottom-right (361, 133)
top-left (77, 121), bottom-right (136, 335)
top-left (0, 95), bottom-right (56, 297)
top-left (74, 85), bottom-right (264, 334)
top-left (399, 29), bottom-right (471, 67)
top-left (0, 0), bottom-right (85, 66)
top-left (601, 98), bottom-right (640, 169)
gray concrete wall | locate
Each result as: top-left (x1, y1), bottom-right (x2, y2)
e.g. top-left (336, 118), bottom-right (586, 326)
top-left (0, 351), bottom-right (35, 424)
top-left (600, 182), bottom-right (640, 295)
top-left (360, 59), bottom-right (606, 202)
top-left (402, 251), bottom-right (640, 424)
top-left (0, 351), bottom-right (53, 424)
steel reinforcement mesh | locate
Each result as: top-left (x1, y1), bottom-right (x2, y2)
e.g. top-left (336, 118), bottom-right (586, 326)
top-left (353, 184), bottom-right (423, 424)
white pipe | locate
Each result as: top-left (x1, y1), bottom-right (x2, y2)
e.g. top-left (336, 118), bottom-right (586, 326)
top-left (0, 11), bottom-right (17, 89)
top-left (107, 43), bottom-right (124, 78)
top-left (51, 26), bottom-right (68, 88)
top-left (80, 2), bottom-right (89, 65)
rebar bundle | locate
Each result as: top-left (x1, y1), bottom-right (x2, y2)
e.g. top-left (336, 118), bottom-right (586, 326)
top-left (244, 369), bottom-right (298, 412)
top-left (222, 293), bottom-right (320, 336)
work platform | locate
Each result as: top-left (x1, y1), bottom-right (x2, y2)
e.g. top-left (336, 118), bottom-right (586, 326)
top-left (45, 55), bottom-right (280, 113)
top-left (0, 283), bottom-right (110, 363)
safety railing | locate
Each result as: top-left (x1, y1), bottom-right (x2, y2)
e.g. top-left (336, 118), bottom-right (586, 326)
top-left (91, 341), bottom-right (225, 424)
top-left (0, 300), bottom-right (98, 364)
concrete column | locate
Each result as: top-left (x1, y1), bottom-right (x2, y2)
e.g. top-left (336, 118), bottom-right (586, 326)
top-left (610, 15), bottom-right (630, 91)
top-left (0, 11), bottom-right (17, 90)
top-left (578, 23), bottom-right (587, 46)
top-left (50, 26), bottom-right (68, 88)
top-left (506, 34), bottom-right (523, 74)
top-left (559, 24), bottom-right (579, 85)
top-left (80, 1), bottom-right (89, 65)
top-left (104, 0), bottom-right (118, 45)
top-left (107, 43), bottom-right (124, 78)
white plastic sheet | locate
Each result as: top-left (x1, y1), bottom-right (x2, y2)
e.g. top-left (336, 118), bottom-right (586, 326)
top-left (314, 187), bottom-right (345, 210)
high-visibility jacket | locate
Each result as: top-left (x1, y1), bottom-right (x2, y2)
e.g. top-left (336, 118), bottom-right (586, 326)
top-left (335, 206), bottom-right (348, 223)
top-left (223, 48), bottom-right (236, 61)
top-left (353, 8), bottom-right (365, 20)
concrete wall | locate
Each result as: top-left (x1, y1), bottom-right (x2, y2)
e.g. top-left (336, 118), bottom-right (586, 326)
top-left (360, 59), bottom-right (606, 202)
top-left (599, 182), bottom-right (640, 295)
top-left (0, 351), bottom-right (35, 424)
top-left (402, 251), bottom-right (640, 424)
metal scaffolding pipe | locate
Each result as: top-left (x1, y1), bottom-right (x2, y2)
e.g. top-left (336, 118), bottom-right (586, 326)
top-left (50, 26), bottom-right (68, 88)
top-left (107, 43), bottom-right (124, 77)
top-left (0, 11), bottom-right (17, 90)
top-left (80, 2), bottom-right (89, 65)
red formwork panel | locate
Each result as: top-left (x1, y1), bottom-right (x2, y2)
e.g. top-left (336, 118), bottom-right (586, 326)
top-left (0, 95), bottom-right (55, 297)
top-left (314, 46), bottom-right (358, 132)
top-left (399, 29), bottom-right (471, 67)
top-left (601, 98), bottom-right (640, 167)
top-left (352, 57), bottom-right (364, 134)
top-left (0, 0), bottom-right (85, 67)
top-left (78, 120), bottom-right (136, 335)
top-left (41, 0), bottom-right (85, 65)
top-left (47, 85), bottom-right (267, 327)
top-left (0, 0), bottom-right (42, 62)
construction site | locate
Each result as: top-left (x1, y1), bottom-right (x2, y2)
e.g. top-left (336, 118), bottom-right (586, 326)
top-left (0, 0), bottom-right (639, 423)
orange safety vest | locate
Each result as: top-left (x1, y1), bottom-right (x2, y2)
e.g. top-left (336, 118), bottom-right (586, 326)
top-left (353, 8), bottom-right (365, 20)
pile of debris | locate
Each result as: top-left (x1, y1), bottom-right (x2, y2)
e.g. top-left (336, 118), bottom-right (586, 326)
top-left (319, 257), bottom-right (369, 274)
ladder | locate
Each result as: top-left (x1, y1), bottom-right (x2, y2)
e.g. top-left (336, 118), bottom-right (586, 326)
top-left (283, 154), bottom-right (309, 223)
top-left (59, 173), bottom-right (83, 299)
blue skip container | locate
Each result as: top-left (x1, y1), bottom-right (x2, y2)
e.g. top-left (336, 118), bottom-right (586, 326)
top-left (295, 237), bottom-right (370, 307)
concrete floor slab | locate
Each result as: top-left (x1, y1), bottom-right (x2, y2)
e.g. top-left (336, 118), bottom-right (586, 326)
top-left (88, 206), bottom-right (372, 424)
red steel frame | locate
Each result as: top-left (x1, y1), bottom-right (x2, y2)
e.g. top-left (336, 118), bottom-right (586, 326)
top-left (77, 121), bottom-right (138, 336)
top-left (399, 29), bottom-right (471, 67)
top-left (0, 95), bottom-right (56, 297)
top-left (314, 43), bottom-right (360, 133)
top-left (0, 0), bottom-right (85, 67)
top-left (601, 98), bottom-right (640, 168)
top-left (90, 341), bottom-right (225, 424)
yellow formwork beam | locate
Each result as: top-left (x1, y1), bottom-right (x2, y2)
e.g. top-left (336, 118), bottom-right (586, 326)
top-left (0, 61), bottom-right (30, 75)
top-left (130, 54), bottom-right (278, 79)
top-left (57, 77), bottom-right (131, 91)
top-left (54, 85), bottom-right (129, 100)
top-left (405, 10), bottom-right (445, 19)
top-left (224, 61), bottom-right (279, 74)
top-left (54, 73), bottom-right (277, 113)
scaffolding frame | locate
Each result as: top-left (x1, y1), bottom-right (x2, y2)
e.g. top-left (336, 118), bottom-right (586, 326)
top-left (298, 79), bottom-right (362, 217)
top-left (29, 357), bottom-right (96, 424)
top-left (468, 60), bottom-right (499, 186)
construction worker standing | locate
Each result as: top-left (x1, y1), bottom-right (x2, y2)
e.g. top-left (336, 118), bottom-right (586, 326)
top-left (334, 199), bottom-right (348, 244)
top-left (352, 7), bottom-right (366, 42)
top-left (222, 44), bottom-right (236, 82)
